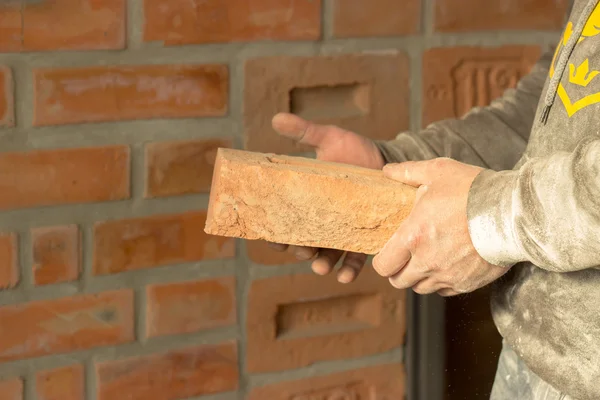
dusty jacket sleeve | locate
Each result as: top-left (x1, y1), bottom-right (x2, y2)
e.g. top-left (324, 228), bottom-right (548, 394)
top-left (375, 48), bottom-right (554, 171)
top-left (467, 138), bottom-right (600, 272)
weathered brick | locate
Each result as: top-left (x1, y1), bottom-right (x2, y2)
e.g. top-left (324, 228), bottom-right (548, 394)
top-left (32, 225), bottom-right (80, 286)
top-left (34, 65), bottom-right (228, 126)
top-left (96, 342), bottom-right (239, 400)
top-left (246, 267), bottom-right (407, 372)
top-left (0, 0), bottom-right (125, 52)
top-left (434, 0), bottom-right (570, 32)
top-left (0, 66), bottom-right (14, 127)
top-left (0, 146), bottom-right (130, 211)
top-left (248, 364), bottom-right (405, 399)
top-left (0, 290), bottom-right (134, 362)
top-left (145, 138), bottom-right (233, 198)
top-left (422, 46), bottom-right (541, 127)
top-left (244, 52), bottom-right (409, 153)
top-left (205, 149), bottom-right (415, 255)
top-left (332, 0), bottom-right (420, 38)
top-left (36, 365), bottom-right (84, 400)
top-left (94, 211), bottom-right (235, 276)
top-left (0, 378), bottom-right (22, 400)
top-left (246, 240), bottom-right (299, 266)
top-left (143, 0), bottom-right (321, 45)
top-left (0, 233), bottom-right (18, 289)
top-left (146, 276), bottom-right (236, 338)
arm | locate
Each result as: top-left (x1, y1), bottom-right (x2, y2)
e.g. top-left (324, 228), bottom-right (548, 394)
top-left (468, 138), bottom-right (600, 272)
top-left (376, 48), bottom-right (554, 171)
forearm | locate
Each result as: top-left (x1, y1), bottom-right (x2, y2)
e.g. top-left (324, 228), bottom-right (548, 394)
top-left (467, 138), bottom-right (600, 272)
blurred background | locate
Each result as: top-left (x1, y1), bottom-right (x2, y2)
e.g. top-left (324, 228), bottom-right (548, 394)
top-left (0, 0), bottom-right (568, 399)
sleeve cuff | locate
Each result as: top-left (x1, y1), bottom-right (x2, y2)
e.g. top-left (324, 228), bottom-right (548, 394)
top-left (467, 169), bottom-right (527, 267)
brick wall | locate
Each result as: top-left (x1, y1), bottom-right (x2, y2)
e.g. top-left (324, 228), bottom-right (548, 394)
top-left (0, 1), bottom-right (565, 400)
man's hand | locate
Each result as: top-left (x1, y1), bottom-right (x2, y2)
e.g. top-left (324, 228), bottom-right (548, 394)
top-left (268, 112), bottom-right (385, 283)
top-left (372, 158), bottom-right (509, 296)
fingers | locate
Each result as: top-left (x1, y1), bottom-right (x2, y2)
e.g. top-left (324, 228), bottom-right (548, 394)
top-left (383, 160), bottom-right (443, 186)
top-left (373, 231), bottom-right (412, 277)
top-left (272, 113), bottom-right (342, 148)
top-left (288, 245), bottom-right (318, 261)
top-left (312, 249), bottom-right (344, 276)
top-left (267, 242), bottom-right (288, 252)
top-left (337, 252), bottom-right (367, 284)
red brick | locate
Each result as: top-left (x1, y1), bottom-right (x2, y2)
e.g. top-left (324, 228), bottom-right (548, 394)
top-left (246, 266), bottom-right (406, 372)
top-left (0, 378), bottom-right (22, 400)
top-left (205, 149), bottom-right (416, 255)
top-left (96, 342), bottom-right (239, 400)
top-left (145, 138), bottom-right (232, 198)
top-left (34, 65), bottom-right (228, 126)
top-left (143, 0), bottom-right (321, 45)
top-left (434, 0), bottom-right (570, 32)
top-left (0, 146), bottom-right (130, 211)
top-left (146, 276), bottom-right (236, 338)
top-left (244, 52), bottom-right (409, 154)
top-left (0, 233), bottom-right (18, 289)
top-left (36, 365), bottom-right (84, 400)
top-left (0, 66), bottom-right (14, 127)
top-left (0, 290), bottom-right (133, 362)
top-left (422, 46), bottom-right (541, 127)
top-left (32, 225), bottom-right (80, 286)
top-left (0, 0), bottom-right (125, 52)
top-left (247, 240), bottom-right (300, 266)
top-left (248, 364), bottom-right (405, 399)
top-left (332, 0), bottom-right (420, 38)
top-left (93, 211), bottom-right (235, 276)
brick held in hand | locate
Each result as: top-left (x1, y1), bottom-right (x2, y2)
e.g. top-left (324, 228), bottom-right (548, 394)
top-left (205, 149), bottom-right (416, 254)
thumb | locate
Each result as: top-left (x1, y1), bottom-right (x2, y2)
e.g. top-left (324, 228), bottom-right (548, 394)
top-left (383, 160), bottom-right (438, 186)
top-left (272, 113), bottom-right (342, 148)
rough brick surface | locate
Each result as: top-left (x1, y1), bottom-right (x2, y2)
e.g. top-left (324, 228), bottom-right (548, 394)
top-left (205, 149), bottom-right (416, 255)
top-left (32, 225), bottom-right (81, 286)
top-left (0, 66), bottom-right (14, 127)
top-left (145, 138), bottom-right (233, 198)
top-left (246, 240), bottom-right (300, 266)
top-left (244, 52), bottom-right (409, 153)
top-left (246, 267), bottom-right (406, 372)
top-left (333, 0), bottom-right (421, 38)
top-left (422, 46), bottom-right (541, 126)
top-left (96, 342), bottom-right (239, 400)
top-left (93, 211), bottom-right (235, 276)
top-left (143, 0), bottom-right (322, 45)
top-left (37, 365), bottom-right (84, 400)
top-left (0, 233), bottom-right (18, 290)
top-left (0, 290), bottom-right (134, 362)
top-left (248, 364), bottom-right (405, 399)
top-left (0, 146), bottom-right (130, 211)
top-left (0, 378), bottom-right (22, 400)
top-left (146, 276), bottom-right (236, 338)
top-left (34, 65), bottom-right (228, 126)
top-left (435, 0), bottom-right (570, 32)
top-left (0, 0), bottom-right (125, 52)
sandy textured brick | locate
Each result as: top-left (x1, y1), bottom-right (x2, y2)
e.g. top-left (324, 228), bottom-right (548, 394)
top-left (0, 378), bottom-right (22, 400)
top-left (332, 0), bottom-right (420, 38)
top-left (0, 0), bottom-right (125, 52)
top-left (205, 149), bottom-right (416, 255)
top-left (34, 64), bottom-right (228, 126)
top-left (0, 290), bottom-right (133, 362)
top-left (32, 225), bottom-right (80, 286)
top-left (244, 52), bottom-right (409, 154)
top-left (246, 266), bottom-right (406, 372)
top-left (145, 138), bottom-right (233, 198)
top-left (422, 46), bottom-right (541, 127)
top-left (37, 365), bottom-right (84, 400)
top-left (0, 145), bottom-right (130, 211)
top-left (146, 276), bottom-right (236, 338)
top-left (0, 233), bottom-right (18, 289)
top-left (0, 66), bottom-right (14, 127)
top-left (248, 364), bottom-right (405, 399)
top-left (143, 0), bottom-right (321, 45)
top-left (93, 211), bottom-right (235, 276)
top-left (96, 342), bottom-right (239, 400)
top-left (435, 0), bottom-right (570, 32)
